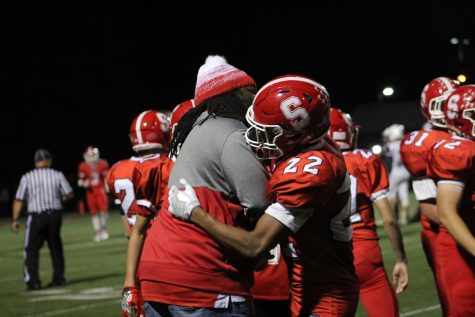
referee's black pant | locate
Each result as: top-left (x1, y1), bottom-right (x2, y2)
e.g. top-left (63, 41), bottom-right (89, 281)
top-left (24, 210), bottom-right (65, 287)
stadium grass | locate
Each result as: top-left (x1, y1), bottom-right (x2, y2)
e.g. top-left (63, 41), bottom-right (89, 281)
top-left (1, 203), bottom-right (441, 317)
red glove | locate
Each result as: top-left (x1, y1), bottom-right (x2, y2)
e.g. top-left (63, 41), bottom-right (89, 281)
top-left (121, 286), bottom-right (145, 317)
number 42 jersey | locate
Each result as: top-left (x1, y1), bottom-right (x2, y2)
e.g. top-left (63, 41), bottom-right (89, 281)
top-left (343, 149), bottom-right (389, 241)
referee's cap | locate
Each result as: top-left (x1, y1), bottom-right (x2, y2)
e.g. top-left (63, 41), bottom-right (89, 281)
top-left (34, 148), bottom-right (52, 162)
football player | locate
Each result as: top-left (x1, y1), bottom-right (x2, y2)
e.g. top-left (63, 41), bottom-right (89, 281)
top-left (427, 84), bottom-right (475, 316)
top-left (382, 124), bottom-right (411, 225)
top-left (329, 107), bottom-right (408, 316)
top-left (169, 75), bottom-right (360, 317)
top-left (400, 76), bottom-right (459, 315)
top-left (120, 109), bottom-right (174, 317)
top-left (169, 99), bottom-right (195, 140)
top-left (78, 146), bottom-right (110, 241)
top-left (106, 110), bottom-right (170, 239)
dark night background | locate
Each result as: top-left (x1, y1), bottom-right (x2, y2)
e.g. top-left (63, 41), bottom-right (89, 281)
top-left (1, 3), bottom-right (474, 214)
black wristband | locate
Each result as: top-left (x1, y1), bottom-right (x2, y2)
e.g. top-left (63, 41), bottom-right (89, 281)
top-left (12, 219), bottom-right (18, 222)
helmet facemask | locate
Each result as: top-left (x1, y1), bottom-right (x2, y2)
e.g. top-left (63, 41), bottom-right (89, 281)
top-left (461, 108), bottom-right (475, 140)
top-left (245, 107), bottom-right (285, 160)
top-left (429, 94), bottom-right (450, 127)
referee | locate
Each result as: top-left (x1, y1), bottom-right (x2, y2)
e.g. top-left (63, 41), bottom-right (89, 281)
top-left (11, 149), bottom-right (73, 291)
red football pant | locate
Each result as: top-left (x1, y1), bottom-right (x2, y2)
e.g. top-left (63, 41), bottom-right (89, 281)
top-left (353, 239), bottom-right (398, 317)
top-left (436, 231), bottom-right (475, 316)
top-left (290, 285), bottom-right (359, 317)
top-left (86, 187), bottom-right (108, 215)
top-left (420, 227), bottom-right (449, 316)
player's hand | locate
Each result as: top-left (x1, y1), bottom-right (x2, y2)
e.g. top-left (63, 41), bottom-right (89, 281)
top-left (392, 260), bottom-right (409, 294)
top-left (11, 220), bottom-right (20, 234)
top-left (121, 286), bottom-right (145, 317)
top-left (168, 178), bottom-right (201, 221)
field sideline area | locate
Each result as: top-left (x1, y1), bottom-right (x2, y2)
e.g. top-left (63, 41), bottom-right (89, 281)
top-left (1, 208), bottom-right (441, 317)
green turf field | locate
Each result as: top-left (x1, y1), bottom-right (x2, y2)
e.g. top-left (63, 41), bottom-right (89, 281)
top-left (0, 208), bottom-right (441, 317)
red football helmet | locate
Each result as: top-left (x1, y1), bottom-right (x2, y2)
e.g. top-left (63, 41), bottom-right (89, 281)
top-left (329, 108), bottom-right (359, 150)
top-left (129, 110), bottom-right (170, 152)
top-left (445, 85), bottom-right (475, 140)
top-left (420, 77), bottom-right (459, 127)
top-left (169, 99), bottom-right (195, 138)
top-left (245, 75), bottom-right (331, 159)
top-left (83, 146), bottom-right (99, 163)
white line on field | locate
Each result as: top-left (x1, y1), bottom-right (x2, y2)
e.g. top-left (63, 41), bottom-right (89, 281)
top-left (23, 299), bottom-right (119, 317)
top-left (400, 304), bottom-right (441, 316)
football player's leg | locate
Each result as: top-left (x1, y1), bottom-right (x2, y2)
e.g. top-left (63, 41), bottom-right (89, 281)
top-left (355, 240), bottom-right (398, 317)
top-left (97, 191), bottom-right (109, 240)
top-left (438, 232), bottom-right (475, 316)
top-left (421, 229), bottom-right (449, 316)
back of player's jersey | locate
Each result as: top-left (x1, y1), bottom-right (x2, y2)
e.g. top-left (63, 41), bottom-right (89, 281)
top-left (132, 154), bottom-right (174, 215)
top-left (106, 157), bottom-right (141, 215)
top-left (344, 149), bottom-right (389, 241)
top-left (400, 129), bottom-right (451, 178)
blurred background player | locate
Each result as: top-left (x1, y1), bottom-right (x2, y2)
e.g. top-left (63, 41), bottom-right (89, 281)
top-left (78, 146), bottom-right (110, 241)
top-left (382, 124), bottom-right (411, 225)
top-left (400, 76), bottom-right (459, 316)
top-left (107, 110), bottom-right (170, 239)
top-left (169, 99), bottom-right (195, 140)
top-left (120, 109), bottom-right (173, 317)
top-left (427, 84), bottom-right (475, 316)
top-left (329, 108), bottom-right (408, 316)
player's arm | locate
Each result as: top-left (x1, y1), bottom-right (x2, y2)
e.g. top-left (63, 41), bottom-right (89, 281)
top-left (193, 206), bottom-right (287, 259)
top-left (169, 179), bottom-right (288, 260)
top-left (122, 215), bottom-right (148, 317)
top-left (374, 197), bottom-right (409, 294)
top-left (124, 215), bottom-right (151, 287)
top-left (11, 199), bottom-right (24, 233)
top-left (437, 183), bottom-right (475, 256)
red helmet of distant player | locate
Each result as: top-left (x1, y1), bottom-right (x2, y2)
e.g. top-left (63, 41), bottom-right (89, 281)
top-left (420, 77), bottom-right (459, 127)
top-left (329, 108), bottom-right (359, 150)
top-left (84, 146), bottom-right (100, 163)
top-left (245, 74), bottom-right (331, 159)
top-left (169, 99), bottom-right (195, 139)
top-left (444, 85), bottom-right (475, 140)
top-left (129, 110), bottom-right (170, 152)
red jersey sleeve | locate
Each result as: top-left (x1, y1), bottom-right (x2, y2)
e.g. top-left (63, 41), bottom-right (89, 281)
top-left (130, 155), bottom-right (174, 217)
top-left (428, 138), bottom-right (472, 183)
top-left (78, 162), bottom-right (87, 180)
top-left (366, 153), bottom-right (390, 200)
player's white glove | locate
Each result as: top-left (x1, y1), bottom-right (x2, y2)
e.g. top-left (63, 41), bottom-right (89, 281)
top-left (168, 178), bottom-right (200, 220)
top-left (121, 286), bottom-right (145, 317)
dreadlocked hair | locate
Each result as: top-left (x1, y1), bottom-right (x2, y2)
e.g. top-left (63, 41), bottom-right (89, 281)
top-left (168, 89), bottom-right (250, 157)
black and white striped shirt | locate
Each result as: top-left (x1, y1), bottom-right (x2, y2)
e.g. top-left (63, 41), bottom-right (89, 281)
top-left (15, 168), bottom-right (73, 213)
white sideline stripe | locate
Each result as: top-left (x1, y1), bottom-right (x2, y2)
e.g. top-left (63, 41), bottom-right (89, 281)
top-left (400, 304), bottom-right (440, 316)
top-left (23, 299), bottom-right (119, 317)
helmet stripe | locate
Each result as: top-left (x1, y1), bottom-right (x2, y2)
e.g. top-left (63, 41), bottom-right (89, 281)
top-left (438, 77), bottom-right (455, 90)
top-left (135, 110), bottom-right (150, 143)
top-left (255, 76), bottom-right (328, 99)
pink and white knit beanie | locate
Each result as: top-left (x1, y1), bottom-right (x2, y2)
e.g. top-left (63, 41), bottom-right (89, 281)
top-left (194, 55), bottom-right (256, 106)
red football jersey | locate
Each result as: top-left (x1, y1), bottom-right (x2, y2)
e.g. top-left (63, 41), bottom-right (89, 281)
top-left (427, 136), bottom-right (475, 233)
top-left (106, 157), bottom-right (141, 216)
top-left (267, 140), bottom-right (358, 316)
top-left (78, 159), bottom-right (109, 189)
top-left (343, 149), bottom-right (389, 241)
top-left (400, 129), bottom-right (451, 178)
top-left (129, 154), bottom-right (174, 217)
top-left (252, 244), bottom-right (289, 300)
